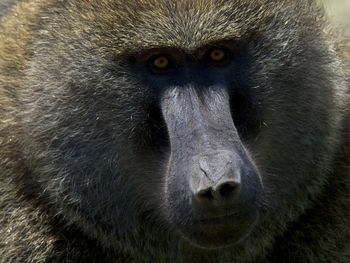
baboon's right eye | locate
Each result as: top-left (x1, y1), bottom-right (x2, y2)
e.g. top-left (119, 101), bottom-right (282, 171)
top-left (149, 55), bottom-right (171, 73)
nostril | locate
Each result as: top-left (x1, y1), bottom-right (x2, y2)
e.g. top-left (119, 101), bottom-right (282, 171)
top-left (218, 182), bottom-right (239, 198)
top-left (195, 181), bottom-right (239, 203)
top-left (197, 188), bottom-right (214, 201)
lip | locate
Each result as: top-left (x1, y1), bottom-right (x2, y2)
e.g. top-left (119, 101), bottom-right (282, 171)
top-left (193, 212), bottom-right (239, 226)
top-left (179, 213), bottom-right (258, 249)
top-left (176, 207), bottom-right (259, 248)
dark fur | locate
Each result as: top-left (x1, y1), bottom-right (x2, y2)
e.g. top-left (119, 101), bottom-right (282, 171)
top-left (0, 0), bottom-right (349, 262)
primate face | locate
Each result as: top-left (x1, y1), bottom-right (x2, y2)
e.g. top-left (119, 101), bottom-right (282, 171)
top-left (22, 0), bottom-right (344, 250)
top-left (130, 45), bottom-right (263, 248)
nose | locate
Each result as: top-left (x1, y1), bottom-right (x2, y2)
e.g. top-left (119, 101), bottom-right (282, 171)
top-left (191, 151), bottom-right (241, 205)
top-left (196, 177), bottom-right (240, 202)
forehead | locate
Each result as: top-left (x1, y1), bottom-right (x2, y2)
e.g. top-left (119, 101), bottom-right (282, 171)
top-left (77, 0), bottom-right (287, 52)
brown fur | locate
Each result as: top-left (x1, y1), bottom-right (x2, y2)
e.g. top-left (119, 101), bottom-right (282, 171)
top-left (0, 0), bottom-right (349, 262)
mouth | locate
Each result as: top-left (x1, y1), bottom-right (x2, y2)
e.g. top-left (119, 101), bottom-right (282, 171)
top-left (193, 211), bottom-right (240, 226)
top-left (179, 209), bottom-right (258, 249)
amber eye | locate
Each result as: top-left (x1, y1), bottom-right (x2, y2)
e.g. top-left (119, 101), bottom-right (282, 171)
top-left (151, 55), bottom-right (170, 70)
top-left (210, 48), bottom-right (227, 62)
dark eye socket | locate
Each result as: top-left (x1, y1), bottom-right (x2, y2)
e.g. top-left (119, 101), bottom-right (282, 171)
top-left (206, 46), bottom-right (232, 65)
top-left (148, 54), bottom-right (172, 73)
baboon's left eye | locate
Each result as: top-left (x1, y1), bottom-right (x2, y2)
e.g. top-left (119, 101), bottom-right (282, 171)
top-left (206, 47), bottom-right (232, 65)
top-left (210, 48), bottom-right (226, 62)
top-left (153, 56), bottom-right (169, 70)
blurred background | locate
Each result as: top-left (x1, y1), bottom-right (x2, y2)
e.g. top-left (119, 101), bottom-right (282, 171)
top-left (319, 0), bottom-right (350, 37)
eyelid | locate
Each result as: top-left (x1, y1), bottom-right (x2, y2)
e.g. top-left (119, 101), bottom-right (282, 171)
top-left (137, 47), bottom-right (180, 64)
top-left (139, 50), bottom-right (166, 64)
top-left (195, 41), bottom-right (237, 60)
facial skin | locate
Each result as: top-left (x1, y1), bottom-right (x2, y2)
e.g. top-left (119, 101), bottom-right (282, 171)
top-left (158, 53), bottom-right (262, 248)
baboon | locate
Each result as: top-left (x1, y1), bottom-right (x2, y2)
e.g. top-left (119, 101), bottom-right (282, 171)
top-left (0, 0), bottom-right (349, 262)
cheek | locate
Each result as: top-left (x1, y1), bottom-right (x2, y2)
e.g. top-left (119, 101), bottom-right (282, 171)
top-left (230, 87), bottom-right (260, 141)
